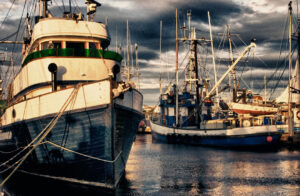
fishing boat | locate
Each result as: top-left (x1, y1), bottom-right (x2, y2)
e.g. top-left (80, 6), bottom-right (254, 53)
top-left (0, 0), bottom-right (143, 189)
top-left (150, 10), bottom-right (281, 147)
top-left (230, 95), bottom-right (278, 116)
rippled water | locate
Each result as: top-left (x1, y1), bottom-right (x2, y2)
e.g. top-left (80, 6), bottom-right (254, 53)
top-left (118, 134), bottom-right (300, 196)
top-left (2, 134), bottom-right (300, 195)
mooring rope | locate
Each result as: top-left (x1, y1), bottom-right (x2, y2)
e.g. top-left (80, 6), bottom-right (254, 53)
top-left (0, 84), bottom-right (81, 187)
top-left (0, 85), bottom-right (80, 170)
top-left (43, 141), bottom-right (122, 163)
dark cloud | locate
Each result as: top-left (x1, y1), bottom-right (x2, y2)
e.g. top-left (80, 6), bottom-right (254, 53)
top-left (0, 0), bottom-right (296, 104)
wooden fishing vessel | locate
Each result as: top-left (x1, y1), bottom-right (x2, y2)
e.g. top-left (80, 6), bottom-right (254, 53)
top-left (0, 0), bottom-right (143, 189)
top-left (150, 10), bottom-right (281, 148)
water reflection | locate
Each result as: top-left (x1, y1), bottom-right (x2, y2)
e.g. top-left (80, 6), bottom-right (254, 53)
top-left (122, 135), bottom-right (300, 196)
top-left (1, 135), bottom-right (300, 195)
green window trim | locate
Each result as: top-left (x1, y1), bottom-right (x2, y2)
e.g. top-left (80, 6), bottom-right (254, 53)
top-left (22, 48), bottom-right (123, 66)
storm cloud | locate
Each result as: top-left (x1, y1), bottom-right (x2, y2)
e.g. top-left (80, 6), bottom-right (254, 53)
top-left (0, 0), bottom-right (298, 104)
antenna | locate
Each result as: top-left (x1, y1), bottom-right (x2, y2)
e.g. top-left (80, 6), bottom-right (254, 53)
top-left (187, 10), bottom-right (191, 39)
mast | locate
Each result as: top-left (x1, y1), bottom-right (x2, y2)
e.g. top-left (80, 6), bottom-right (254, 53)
top-left (264, 73), bottom-right (267, 101)
top-left (41, 0), bottom-right (49, 18)
top-left (127, 20), bottom-right (131, 81)
top-left (116, 25), bottom-right (118, 52)
top-left (208, 11), bottom-right (218, 103)
top-left (187, 10), bottom-right (192, 91)
top-left (192, 28), bottom-right (201, 128)
top-left (226, 25), bottom-right (238, 102)
top-left (187, 10), bottom-right (191, 39)
top-left (135, 43), bottom-right (140, 91)
top-left (175, 9), bottom-right (179, 127)
top-left (69, 0), bottom-right (72, 15)
top-left (288, 1), bottom-right (294, 137)
top-left (160, 20), bottom-right (162, 95)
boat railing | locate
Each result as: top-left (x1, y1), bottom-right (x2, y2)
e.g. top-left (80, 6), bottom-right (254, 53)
top-left (223, 116), bottom-right (279, 129)
top-left (22, 48), bottom-right (123, 66)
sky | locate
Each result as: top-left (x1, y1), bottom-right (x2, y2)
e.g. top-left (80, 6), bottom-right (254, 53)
top-left (0, 0), bottom-right (298, 105)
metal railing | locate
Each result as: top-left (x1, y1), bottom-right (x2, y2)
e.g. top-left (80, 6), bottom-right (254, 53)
top-left (22, 48), bottom-right (123, 66)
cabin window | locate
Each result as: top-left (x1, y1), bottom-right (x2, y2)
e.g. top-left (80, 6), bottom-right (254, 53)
top-left (41, 42), bottom-right (49, 50)
top-left (53, 42), bottom-right (61, 49)
top-left (89, 42), bottom-right (98, 50)
top-left (66, 42), bottom-right (85, 49)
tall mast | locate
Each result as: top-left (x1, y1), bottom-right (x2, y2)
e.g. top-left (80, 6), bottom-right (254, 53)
top-left (135, 43), bottom-right (140, 91)
top-left (187, 10), bottom-right (192, 91)
top-left (160, 20), bottom-right (162, 95)
top-left (131, 44), bottom-right (134, 77)
top-left (226, 25), bottom-right (238, 102)
top-left (69, 0), bottom-right (72, 15)
top-left (127, 20), bottom-right (131, 81)
top-left (264, 73), bottom-right (267, 101)
top-left (41, 0), bottom-right (49, 18)
top-left (175, 9), bottom-right (179, 127)
top-left (208, 11), bottom-right (218, 103)
top-left (187, 10), bottom-right (191, 39)
top-left (192, 28), bottom-right (201, 127)
top-left (288, 1), bottom-right (294, 137)
top-left (116, 25), bottom-right (118, 52)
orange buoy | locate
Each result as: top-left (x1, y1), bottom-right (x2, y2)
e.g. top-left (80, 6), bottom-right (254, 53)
top-left (266, 136), bottom-right (273, 142)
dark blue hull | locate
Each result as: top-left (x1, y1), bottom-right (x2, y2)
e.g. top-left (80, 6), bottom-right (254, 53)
top-left (152, 130), bottom-right (281, 147)
top-left (1, 104), bottom-right (143, 189)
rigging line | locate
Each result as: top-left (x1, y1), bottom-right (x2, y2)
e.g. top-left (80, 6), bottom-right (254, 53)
top-left (0, 0), bottom-right (17, 31)
top-left (292, 10), bottom-right (298, 31)
top-left (0, 31), bottom-right (18, 41)
top-left (52, 0), bottom-right (64, 13)
top-left (61, 84), bottom-right (79, 149)
top-left (161, 47), bottom-right (190, 86)
top-left (62, 0), bottom-right (66, 12)
top-left (0, 85), bottom-right (81, 187)
top-left (0, 85), bottom-right (81, 169)
top-left (270, 60), bottom-right (289, 98)
top-left (268, 44), bottom-right (297, 96)
top-left (0, 146), bottom-right (25, 155)
top-left (4, 0), bottom-right (27, 83)
top-left (32, 0), bottom-right (38, 25)
top-left (217, 28), bottom-right (227, 51)
top-left (27, 0), bottom-right (36, 18)
top-left (44, 141), bottom-right (123, 163)
top-left (269, 51), bottom-right (294, 97)
top-left (236, 35), bottom-right (247, 46)
top-left (73, 0), bottom-right (84, 14)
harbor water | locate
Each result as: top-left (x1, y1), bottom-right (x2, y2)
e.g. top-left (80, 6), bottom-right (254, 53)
top-left (2, 134), bottom-right (300, 195)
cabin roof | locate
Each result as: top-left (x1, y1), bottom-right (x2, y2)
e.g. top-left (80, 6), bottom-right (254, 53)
top-left (32, 18), bottom-right (110, 43)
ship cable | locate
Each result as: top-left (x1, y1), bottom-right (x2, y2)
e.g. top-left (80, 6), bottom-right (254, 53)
top-left (0, 86), bottom-right (79, 170)
top-left (42, 140), bottom-right (122, 163)
top-left (84, 22), bottom-right (111, 76)
top-left (0, 0), bottom-right (17, 31)
top-left (3, 0), bottom-right (28, 90)
top-left (60, 84), bottom-right (79, 150)
top-left (0, 147), bottom-right (25, 155)
top-left (0, 84), bottom-right (80, 173)
top-left (0, 84), bottom-right (81, 187)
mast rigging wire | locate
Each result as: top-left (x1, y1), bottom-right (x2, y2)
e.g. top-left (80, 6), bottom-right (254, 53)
top-left (0, 0), bottom-right (17, 31)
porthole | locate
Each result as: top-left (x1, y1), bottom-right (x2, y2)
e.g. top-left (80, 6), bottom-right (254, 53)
top-left (12, 109), bottom-right (16, 118)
